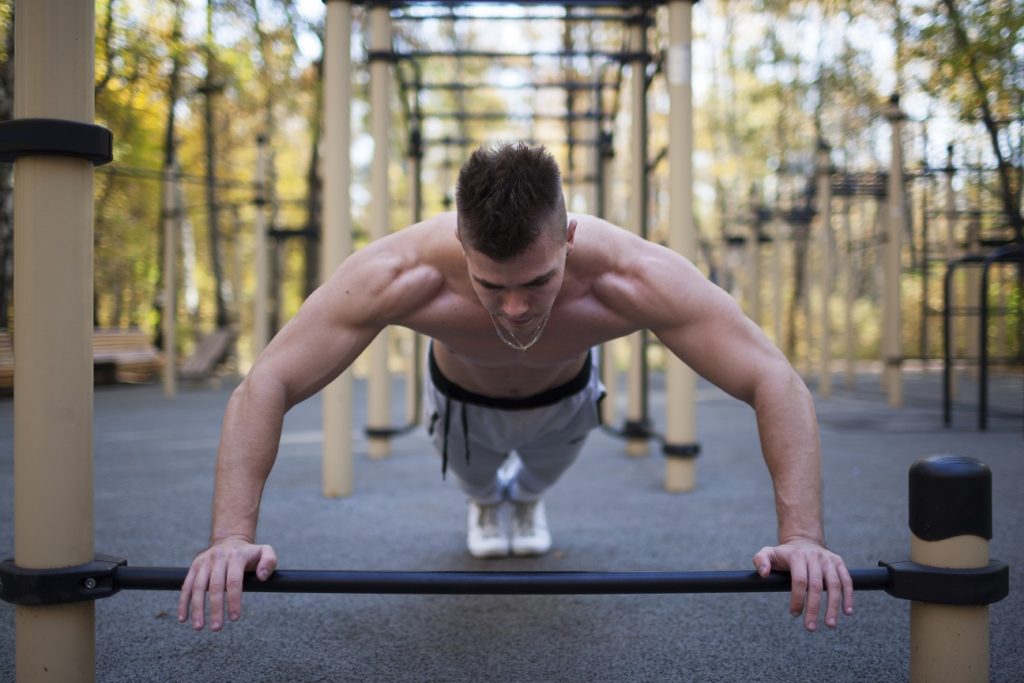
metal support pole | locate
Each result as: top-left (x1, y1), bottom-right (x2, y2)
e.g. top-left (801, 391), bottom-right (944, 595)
top-left (664, 0), bottom-right (699, 492)
top-left (13, 0), bottom-right (97, 679)
top-left (883, 95), bottom-right (905, 407)
top-left (367, 4), bottom-right (392, 459)
top-left (943, 146), bottom-right (957, 398)
top-left (908, 455), bottom-right (992, 681)
top-left (625, 17), bottom-right (648, 458)
top-left (321, 0), bottom-right (354, 497)
top-left (816, 142), bottom-right (833, 397)
top-left (252, 134), bottom-right (270, 363)
top-left (162, 163), bottom-right (178, 397)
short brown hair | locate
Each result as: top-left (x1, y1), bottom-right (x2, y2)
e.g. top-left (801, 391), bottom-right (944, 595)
top-left (455, 142), bottom-right (567, 261)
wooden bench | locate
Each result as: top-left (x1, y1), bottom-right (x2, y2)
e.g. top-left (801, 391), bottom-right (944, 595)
top-left (1, 327), bottom-right (162, 390)
top-left (0, 330), bottom-right (12, 393)
top-left (92, 328), bottom-right (162, 384)
top-left (180, 328), bottom-right (234, 382)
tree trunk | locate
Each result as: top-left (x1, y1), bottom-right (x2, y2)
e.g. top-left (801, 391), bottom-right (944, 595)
top-left (154, 0), bottom-right (185, 350)
top-left (942, 0), bottom-right (1023, 242)
top-left (203, 0), bottom-right (228, 330)
top-left (304, 58), bottom-right (324, 297)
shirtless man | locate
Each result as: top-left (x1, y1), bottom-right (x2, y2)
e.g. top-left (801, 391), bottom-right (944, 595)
top-left (178, 142), bottom-right (854, 633)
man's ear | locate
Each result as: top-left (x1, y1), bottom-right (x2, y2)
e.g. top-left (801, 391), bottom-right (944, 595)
top-left (566, 219), bottom-right (578, 254)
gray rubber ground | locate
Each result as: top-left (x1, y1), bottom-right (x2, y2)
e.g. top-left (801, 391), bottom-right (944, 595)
top-left (1, 367), bottom-right (1021, 682)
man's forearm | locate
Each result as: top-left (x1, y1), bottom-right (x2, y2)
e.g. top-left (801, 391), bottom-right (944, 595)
top-left (753, 367), bottom-right (825, 545)
top-left (209, 376), bottom-right (288, 543)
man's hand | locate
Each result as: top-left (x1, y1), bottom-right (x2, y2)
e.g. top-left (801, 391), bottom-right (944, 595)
top-left (753, 539), bottom-right (854, 631)
top-left (177, 537), bottom-right (278, 631)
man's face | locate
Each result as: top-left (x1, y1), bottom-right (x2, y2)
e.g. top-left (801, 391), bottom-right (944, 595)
top-left (462, 220), bottom-right (577, 339)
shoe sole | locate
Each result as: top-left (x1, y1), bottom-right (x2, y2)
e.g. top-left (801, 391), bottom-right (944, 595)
top-left (510, 541), bottom-right (551, 557)
top-left (469, 546), bottom-right (510, 559)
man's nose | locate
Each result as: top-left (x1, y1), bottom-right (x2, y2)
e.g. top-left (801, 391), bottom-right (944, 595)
top-left (501, 291), bottom-right (529, 318)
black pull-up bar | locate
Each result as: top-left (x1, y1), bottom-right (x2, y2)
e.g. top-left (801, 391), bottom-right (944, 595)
top-left (1, 558), bottom-right (1008, 606)
top-left (119, 566), bottom-right (892, 596)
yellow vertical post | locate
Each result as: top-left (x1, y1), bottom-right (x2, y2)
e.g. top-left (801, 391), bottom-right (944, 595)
top-left (13, 0), bottom-right (97, 680)
top-left (162, 163), bottom-right (178, 397)
top-left (367, 4), bottom-right (392, 459)
top-left (405, 130), bottom-right (422, 426)
top-left (321, 0), bottom-right (354, 498)
top-left (816, 142), bottom-right (833, 397)
top-left (883, 95), bottom-right (905, 407)
top-left (908, 456), bottom-right (993, 682)
top-left (625, 17), bottom-right (649, 458)
top-left (664, 0), bottom-right (699, 492)
top-left (841, 195), bottom-right (856, 387)
top-left (600, 137), bottom-right (619, 427)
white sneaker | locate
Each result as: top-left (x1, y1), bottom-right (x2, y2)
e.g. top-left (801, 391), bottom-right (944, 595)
top-left (510, 499), bottom-right (551, 556)
top-left (467, 501), bottom-right (509, 559)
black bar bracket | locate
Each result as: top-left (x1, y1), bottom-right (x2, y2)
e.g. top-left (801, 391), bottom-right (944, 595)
top-left (0, 118), bottom-right (114, 166)
top-left (880, 560), bottom-right (1009, 606)
top-left (0, 555), bottom-right (126, 606)
top-left (662, 442), bottom-right (701, 459)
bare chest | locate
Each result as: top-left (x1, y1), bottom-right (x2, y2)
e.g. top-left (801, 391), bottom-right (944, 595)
top-left (404, 292), bottom-right (627, 397)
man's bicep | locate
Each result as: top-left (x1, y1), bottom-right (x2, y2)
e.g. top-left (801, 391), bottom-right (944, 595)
top-left (254, 275), bottom-right (385, 408)
top-left (648, 269), bottom-right (785, 403)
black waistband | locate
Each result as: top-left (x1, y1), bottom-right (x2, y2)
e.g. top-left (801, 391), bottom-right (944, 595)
top-left (429, 346), bottom-right (592, 410)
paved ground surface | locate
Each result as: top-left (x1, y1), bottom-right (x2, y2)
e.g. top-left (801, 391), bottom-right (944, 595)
top-left (1, 366), bottom-right (1021, 682)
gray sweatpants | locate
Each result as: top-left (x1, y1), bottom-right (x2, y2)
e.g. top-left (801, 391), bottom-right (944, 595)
top-left (425, 349), bottom-right (605, 505)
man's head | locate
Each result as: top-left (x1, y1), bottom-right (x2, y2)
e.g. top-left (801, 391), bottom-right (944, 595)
top-left (455, 142), bottom-right (568, 261)
top-left (454, 143), bottom-right (576, 345)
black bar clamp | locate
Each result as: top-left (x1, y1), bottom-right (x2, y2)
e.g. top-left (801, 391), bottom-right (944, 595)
top-left (662, 442), bottom-right (701, 459)
top-left (0, 118), bottom-right (114, 166)
top-left (0, 555), bottom-right (126, 606)
top-left (880, 560), bottom-right (1009, 606)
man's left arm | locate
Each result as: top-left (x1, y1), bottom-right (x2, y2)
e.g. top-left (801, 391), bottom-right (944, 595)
top-left (744, 359), bottom-right (854, 630)
top-left (623, 242), bottom-right (854, 630)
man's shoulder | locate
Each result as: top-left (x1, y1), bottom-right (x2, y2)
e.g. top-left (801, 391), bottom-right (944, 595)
top-left (570, 214), bottom-right (654, 273)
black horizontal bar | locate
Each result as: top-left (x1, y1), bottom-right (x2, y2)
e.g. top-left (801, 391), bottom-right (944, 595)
top-left (417, 81), bottom-right (612, 91)
top-left (392, 12), bottom-right (647, 23)
top-left (369, 1), bottom-right (664, 7)
top-left (421, 111), bottom-right (612, 121)
top-left (371, 49), bottom-right (651, 61)
top-left (115, 566), bottom-right (891, 595)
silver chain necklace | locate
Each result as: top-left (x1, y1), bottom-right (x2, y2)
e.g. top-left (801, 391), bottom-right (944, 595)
top-left (489, 310), bottom-right (551, 352)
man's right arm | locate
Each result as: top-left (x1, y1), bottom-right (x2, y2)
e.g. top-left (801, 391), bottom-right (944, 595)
top-left (177, 230), bottom-right (443, 631)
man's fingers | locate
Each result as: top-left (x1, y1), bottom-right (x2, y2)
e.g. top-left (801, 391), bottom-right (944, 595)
top-left (803, 561), bottom-right (823, 631)
top-left (206, 558), bottom-right (227, 632)
top-left (178, 564), bottom-right (197, 623)
top-left (788, 560), bottom-right (808, 620)
top-left (189, 562), bottom-right (211, 631)
top-left (839, 560), bottom-right (855, 616)
top-left (823, 560), bottom-right (843, 629)
top-left (226, 553), bottom-right (248, 623)
top-left (256, 545), bottom-right (278, 581)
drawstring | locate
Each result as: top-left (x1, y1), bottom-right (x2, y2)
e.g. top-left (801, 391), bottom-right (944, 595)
top-left (461, 402), bottom-right (471, 467)
top-left (442, 395), bottom-right (451, 479)
top-left (440, 395), bottom-right (471, 480)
